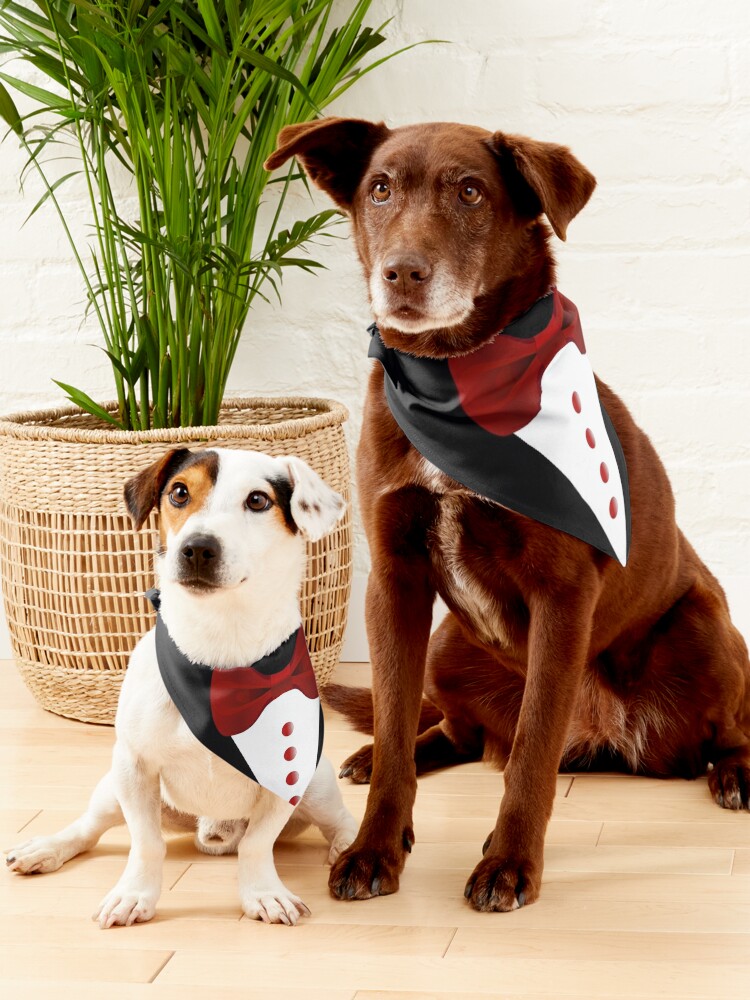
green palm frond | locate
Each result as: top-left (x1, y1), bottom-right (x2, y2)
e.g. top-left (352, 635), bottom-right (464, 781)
top-left (0, 0), bottom-right (433, 428)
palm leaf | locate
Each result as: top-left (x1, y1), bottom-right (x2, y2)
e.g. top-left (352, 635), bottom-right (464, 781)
top-left (0, 0), bottom-right (429, 428)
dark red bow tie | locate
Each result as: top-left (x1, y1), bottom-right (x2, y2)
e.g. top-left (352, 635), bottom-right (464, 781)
top-left (210, 629), bottom-right (318, 736)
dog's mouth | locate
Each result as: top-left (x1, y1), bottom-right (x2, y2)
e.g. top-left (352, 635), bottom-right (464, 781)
top-left (177, 577), bottom-right (222, 594)
top-left (380, 305), bottom-right (471, 335)
top-left (390, 304), bottom-right (427, 322)
top-left (176, 575), bottom-right (249, 594)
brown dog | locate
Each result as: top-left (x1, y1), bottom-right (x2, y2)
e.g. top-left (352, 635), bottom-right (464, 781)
top-left (266, 118), bottom-right (750, 912)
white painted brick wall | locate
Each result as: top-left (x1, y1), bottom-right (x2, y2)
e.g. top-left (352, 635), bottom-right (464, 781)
top-left (1, 0), bottom-right (748, 658)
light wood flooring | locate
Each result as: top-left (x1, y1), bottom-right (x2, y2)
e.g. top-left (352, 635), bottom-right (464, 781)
top-left (1, 659), bottom-right (750, 1000)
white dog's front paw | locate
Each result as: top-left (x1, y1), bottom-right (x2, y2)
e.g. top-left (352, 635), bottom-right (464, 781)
top-left (5, 836), bottom-right (66, 875)
top-left (327, 816), bottom-right (359, 865)
top-left (94, 884), bottom-right (159, 929)
top-left (241, 883), bottom-right (311, 925)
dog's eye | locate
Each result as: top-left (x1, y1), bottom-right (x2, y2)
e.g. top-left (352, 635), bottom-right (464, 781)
top-left (370, 181), bottom-right (391, 204)
top-left (458, 185), bottom-right (483, 206)
top-left (169, 482), bottom-right (190, 507)
top-left (246, 491), bottom-right (272, 512)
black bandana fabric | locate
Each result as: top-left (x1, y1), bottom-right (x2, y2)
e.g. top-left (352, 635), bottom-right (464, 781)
top-left (369, 290), bottom-right (631, 565)
top-left (146, 590), bottom-right (323, 805)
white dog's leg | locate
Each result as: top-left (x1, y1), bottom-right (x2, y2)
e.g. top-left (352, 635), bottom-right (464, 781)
top-left (94, 742), bottom-right (165, 929)
top-left (6, 771), bottom-right (123, 875)
top-left (238, 793), bottom-right (308, 925)
top-left (296, 756), bottom-right (358, 863)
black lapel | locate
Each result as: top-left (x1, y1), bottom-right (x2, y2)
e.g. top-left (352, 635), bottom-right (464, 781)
top-left (369, 322), bottom-right (630, 563)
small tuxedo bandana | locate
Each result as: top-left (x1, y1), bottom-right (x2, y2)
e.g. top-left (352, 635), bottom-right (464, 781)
top-left (146, 590), bottom-right (323, 806)
top-left (369, 290), bottom-right (631, 565)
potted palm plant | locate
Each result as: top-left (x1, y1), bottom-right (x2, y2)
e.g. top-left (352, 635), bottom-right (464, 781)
top-left (0, 0), bottom-right (413, 722)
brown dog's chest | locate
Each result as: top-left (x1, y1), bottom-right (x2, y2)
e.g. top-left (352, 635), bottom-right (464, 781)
top-left (359, 379), bottom-right (586, 662)
top-left (426, 491), bottom-right (530, 656)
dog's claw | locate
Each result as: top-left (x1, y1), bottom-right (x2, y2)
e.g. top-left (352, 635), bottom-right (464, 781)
top-left (464, 853), bottom-right (540, 912)
top-left (402, 828), bottom-right (414, 853)
top-left (339, 766), bottom-right (353, 778)
top-left (329, 845), bottom-right (403, 900)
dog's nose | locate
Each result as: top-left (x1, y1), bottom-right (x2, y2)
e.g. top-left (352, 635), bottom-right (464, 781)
top-left (180, 534), bottom-right (220, 568)
top-left (382, 254), bottom-right (432, 285)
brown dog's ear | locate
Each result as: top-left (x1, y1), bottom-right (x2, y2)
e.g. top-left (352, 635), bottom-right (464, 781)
top-left (124, 448), bottom-right (191, 530)
top-left (265, 116), bottom-right (391, 209)
top-left (486, 132), bottom-right (596, 241)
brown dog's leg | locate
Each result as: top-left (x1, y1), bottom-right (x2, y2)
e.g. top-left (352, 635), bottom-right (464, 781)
top-left (338, 614), bottom-right (486, 784)
top-left (464, 580), bottom-right (598, 912)
top-left (329, 559), bottom-right (435, 899)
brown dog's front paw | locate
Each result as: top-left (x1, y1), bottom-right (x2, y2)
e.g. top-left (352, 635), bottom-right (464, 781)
top-left (338, 743), bottom-right (374, 784)
top-left (708, 756), bottom-right (750, 810)
top-left (464, 853), bottom-right (541, 912)
top-left (328, 839), bottom-right (408, 900)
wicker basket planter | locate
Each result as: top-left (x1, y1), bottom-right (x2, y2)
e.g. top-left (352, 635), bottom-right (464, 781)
top-left (0, 397), bottom-right (352, 724)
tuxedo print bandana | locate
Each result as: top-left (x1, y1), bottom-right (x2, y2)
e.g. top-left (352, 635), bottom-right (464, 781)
top-left (146, 590), bottom-right (323, 806)
top-left (369, 290), bottom-right (631, 565)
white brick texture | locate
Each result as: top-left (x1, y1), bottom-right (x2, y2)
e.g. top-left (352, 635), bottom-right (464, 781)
top-left (0, 0), bottom-right (748, 656)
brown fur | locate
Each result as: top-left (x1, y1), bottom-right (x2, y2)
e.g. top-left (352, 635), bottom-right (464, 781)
top-left (124, 449), bottom-right (219, 543)
top-left (266, 475), bottom-right (299, 535)
top-left (268, 119), bottom-right (750, 912)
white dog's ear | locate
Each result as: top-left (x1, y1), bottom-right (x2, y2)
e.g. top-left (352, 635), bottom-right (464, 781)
top-left (280, 456), bottom-right (346, 542)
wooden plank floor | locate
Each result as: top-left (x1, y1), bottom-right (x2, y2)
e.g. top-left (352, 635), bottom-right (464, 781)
top-left (2, 660), bottom-right (750, 999)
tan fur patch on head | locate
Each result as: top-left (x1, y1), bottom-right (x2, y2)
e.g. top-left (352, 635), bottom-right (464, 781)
top-left (159, 451), bottom-right (219, 547)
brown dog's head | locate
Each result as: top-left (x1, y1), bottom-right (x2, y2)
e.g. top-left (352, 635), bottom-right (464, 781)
top-left (266, 118), bottom-right (595, 356)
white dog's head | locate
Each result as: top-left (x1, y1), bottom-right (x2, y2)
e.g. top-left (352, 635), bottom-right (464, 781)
top-left (124, 447), bottom-right (345, 606)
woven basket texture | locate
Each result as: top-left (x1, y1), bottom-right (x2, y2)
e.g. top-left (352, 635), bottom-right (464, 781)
top-left (0, 397), bottom-right (352, 724)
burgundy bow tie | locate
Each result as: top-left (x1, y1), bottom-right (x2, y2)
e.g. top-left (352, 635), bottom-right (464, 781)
top-left (210, 629), bottom-right (318, 736)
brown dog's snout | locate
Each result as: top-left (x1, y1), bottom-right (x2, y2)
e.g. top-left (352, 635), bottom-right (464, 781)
top-left (381, 253), bottom-right (432, 288)
top-left (180, 534), bottom-right (221, 573)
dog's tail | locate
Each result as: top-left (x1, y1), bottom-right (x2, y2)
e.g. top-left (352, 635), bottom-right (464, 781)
top-left (323, 683), bottom-right (443, 736)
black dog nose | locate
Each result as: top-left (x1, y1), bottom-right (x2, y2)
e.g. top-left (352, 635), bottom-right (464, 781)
top-left (382, 254), bottom-right (432, 285)
top-left (180, 534), bottom-right (220, 567)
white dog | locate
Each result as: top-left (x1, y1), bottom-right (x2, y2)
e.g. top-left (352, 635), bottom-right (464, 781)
top-left (5, 447), bottom-right (358, 926)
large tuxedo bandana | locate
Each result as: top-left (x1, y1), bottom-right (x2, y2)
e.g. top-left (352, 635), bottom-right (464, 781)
top-left (147, 590), bottom-right (323, 806)
top-left (369, 290), bottom-right (631, 565)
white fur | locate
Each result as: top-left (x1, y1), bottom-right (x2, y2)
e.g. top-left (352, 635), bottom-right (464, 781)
top-left (369, 268), bottom-right (474, 334)
top-left (5, 449), bottom-right (356, 926)
top-left (284, 455), bottom-right (347, 543)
